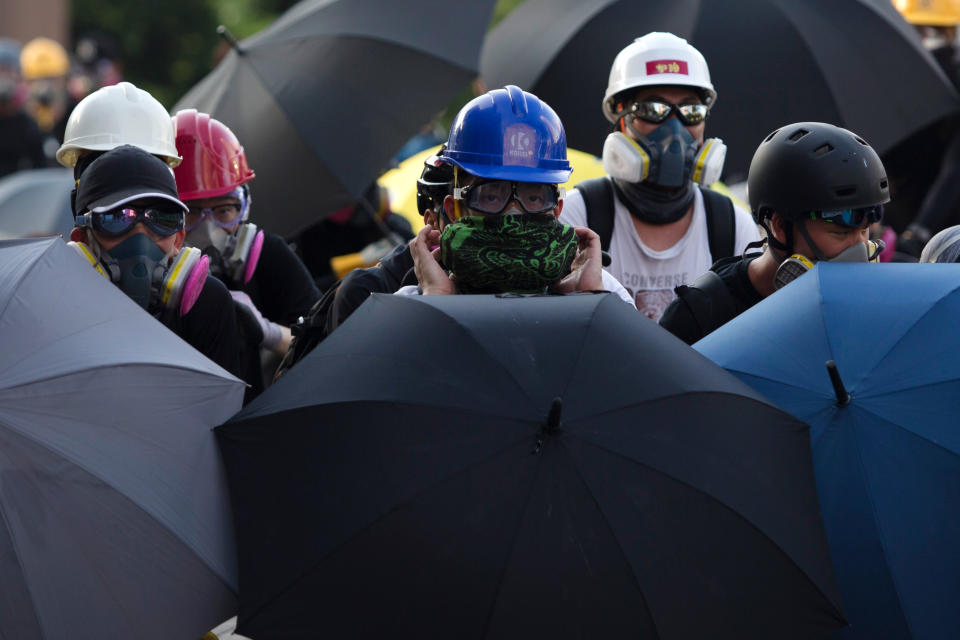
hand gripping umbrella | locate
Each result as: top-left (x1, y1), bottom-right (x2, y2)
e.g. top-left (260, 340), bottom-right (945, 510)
top-left (695, 262), bottom-right (960, 640)
top-left (218, 292), bottom-right (845, 639)
top-left (480, 0), bottom-right (960, 181)
top-left (174, 0), bottom-right (497, 238)
top-left (0, 238), bottom-right (244, 639)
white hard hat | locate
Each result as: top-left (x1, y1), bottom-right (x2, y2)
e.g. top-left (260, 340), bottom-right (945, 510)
top-left (56, 81), bottom-right (182, 168)
top-left (602, 32), bottom-right (716, 124)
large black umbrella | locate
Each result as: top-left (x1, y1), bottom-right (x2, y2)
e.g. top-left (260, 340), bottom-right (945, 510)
top-left (217, 292), bottom-right (845, 639)
top-left (175, 0), bottom-right (496, 238)
top-left (480, 0), bottom-right (960, 182)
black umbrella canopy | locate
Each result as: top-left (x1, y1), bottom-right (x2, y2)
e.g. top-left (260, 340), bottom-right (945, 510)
top-left (175, 0), bottom-right (496, 237)
top-left (218, 293), bottom-right (845, 639)
top-left (481, 0), bottom-right (960, 182)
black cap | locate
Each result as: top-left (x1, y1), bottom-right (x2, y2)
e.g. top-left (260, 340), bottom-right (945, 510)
top-left (74, 145), bottom-right (187, 216)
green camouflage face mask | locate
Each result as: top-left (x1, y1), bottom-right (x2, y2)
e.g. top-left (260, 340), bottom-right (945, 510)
top-left (439, 214), bottom-right (578, 294)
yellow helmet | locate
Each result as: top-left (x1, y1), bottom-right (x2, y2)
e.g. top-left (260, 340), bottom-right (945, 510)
top-left (20, 37), bottom-right (69, 80)
top-left (893, 0), bottom-right (960, 26)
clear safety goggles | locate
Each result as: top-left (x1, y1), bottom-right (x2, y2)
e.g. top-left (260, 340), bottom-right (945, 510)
top-left (185, 186), bottom-right (249, 231)
top-left (453, 180), bottom-right (565, 215)
top-left (77, 205), bottom-right (184, 238)
top-left (625, 100), bottom-right (709, 126)
top-left (810, 204), bottom-right (883, 228)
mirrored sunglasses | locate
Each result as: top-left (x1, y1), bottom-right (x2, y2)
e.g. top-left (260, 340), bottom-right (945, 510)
top-left (812, 205), bottom-right (884, 228)
top-left (628, 100), bottom-right (708, 126)
top-left (77, 205), bottom-right (184, 238)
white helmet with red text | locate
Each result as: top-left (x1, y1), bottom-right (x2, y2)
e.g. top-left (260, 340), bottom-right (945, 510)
top-left (603, 32), bottom-right (716, 124)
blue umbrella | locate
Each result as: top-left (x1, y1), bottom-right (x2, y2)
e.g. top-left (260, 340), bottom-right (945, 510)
top-left (695, 262), bottom-right (960, 640)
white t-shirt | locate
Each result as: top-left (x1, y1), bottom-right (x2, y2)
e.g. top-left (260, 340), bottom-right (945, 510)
top-left (559, 185), bottom-right (760, 321)
top-left (395, 270), bottom-right (637, 308)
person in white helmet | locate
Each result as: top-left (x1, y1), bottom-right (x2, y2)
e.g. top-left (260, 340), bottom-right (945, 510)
top-left (56, 81), bottom-right (181, 180)
top-left (558, 32), bottom-right (760, 321)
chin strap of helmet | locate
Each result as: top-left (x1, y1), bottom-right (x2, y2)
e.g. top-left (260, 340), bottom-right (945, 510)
top-left (757, 209), bottom-right (794, 262)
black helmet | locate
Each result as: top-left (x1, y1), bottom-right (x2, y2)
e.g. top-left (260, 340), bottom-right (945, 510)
top-left (416, 149), bottom-right (453, 217)
top-left (748, 122), bottom-right (889, 224)
top-left (920, 225), bottom-right (960, 263)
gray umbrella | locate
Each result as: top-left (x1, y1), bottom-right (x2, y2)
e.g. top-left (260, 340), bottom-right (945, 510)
top-left (0, 238), bottom-right (244, 639)
top-left (0, 167), bottom-right (75, 240)
top-left (174, 0), bottom-right (497, 238)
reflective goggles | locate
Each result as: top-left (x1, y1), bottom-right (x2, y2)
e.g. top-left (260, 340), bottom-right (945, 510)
top-left (76, 205), bottom-right (184, 238)
top-left (453, 180), bottom-right (565, 215)
top-left (809, 204), bottom-right (884, 228)
top-left (185, 187), bottom-right (248, 231)
top-left (625, 100), bottom-right (709, 126)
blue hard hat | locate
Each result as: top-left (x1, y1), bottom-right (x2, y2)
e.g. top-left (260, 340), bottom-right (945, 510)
top-left (441, 85), bottom-right (572, 184)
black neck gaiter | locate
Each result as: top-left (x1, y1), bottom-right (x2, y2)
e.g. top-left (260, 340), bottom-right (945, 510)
top-left (612, 178), bottom-right (695, 225)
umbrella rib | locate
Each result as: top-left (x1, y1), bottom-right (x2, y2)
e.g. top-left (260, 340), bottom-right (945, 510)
top-left (0, 493), bottom-right (48, 638)
top-left (249, 33), bottom-right (475, 74)
top-left (839, 404), bottom-right (919, 638)
top-left (240, 431), bottom-right (536, 626)
top-left (856, 280), bottom-right (960, 383)
top-left (851, 400), bottom-right (960, 461)
top-left (480, 436), bottom-right (547, 639)
top-left (564, 431), bottom-right (845, 622)
top-left (557, 438), bottom-right (663, 638)
top-left (0, 361), bottom-right (241, 395)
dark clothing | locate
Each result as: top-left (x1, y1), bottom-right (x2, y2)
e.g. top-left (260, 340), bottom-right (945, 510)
top-left (220, 232), bottom-right (319, 404)
top-left (294, 212), bottom-right (414, 291)
top-left (165, 274), bottom-right (243, 380)
top-left (659, 254), bottom-right (763, 345)
top-left (241, 232), bottom-right (321, 326)
top-left (0, 110), bottom-right (46, 177)
top-left (327, 243), bottom-right (417, 333)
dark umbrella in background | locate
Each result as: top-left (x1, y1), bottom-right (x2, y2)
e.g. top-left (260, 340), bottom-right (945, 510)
top-left (480, 0), bottom-right (960, 182)
top-left (695, 263), bottom-right (960, 639)
top-left (174, 0), bottom-right (496, 238)
top-left (218, 293), bottom-right (845, 639)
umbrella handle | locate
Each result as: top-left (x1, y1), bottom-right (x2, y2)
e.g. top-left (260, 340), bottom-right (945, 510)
top-left (825, 360), bottom-right (851, 407)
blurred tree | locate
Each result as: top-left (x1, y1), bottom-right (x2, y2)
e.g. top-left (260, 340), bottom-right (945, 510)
top-left (72, 0), bottom-right (220, 108)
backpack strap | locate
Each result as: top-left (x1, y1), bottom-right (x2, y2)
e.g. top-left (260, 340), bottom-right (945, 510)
top-left (577, 177), bottom-right (616, 253)
top-left (672, 267), bottom-right (738, 342)
top-left (701, 186), bottom-right (736, 262)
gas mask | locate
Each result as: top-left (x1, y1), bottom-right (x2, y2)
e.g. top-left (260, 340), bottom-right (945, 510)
top-left (184, 187), bottom-right (263, 287)
top-left (187, 220), bottom-right (264, 287)
top-left (68, 233), bottom-right (209, 317)
top-left (601, 118), bottom-right (726, 189)
top-left (773, 239), bottom-right (885, 290)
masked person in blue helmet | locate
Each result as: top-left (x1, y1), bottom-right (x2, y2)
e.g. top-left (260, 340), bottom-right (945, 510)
top-left (559, 32), bottom-right (761, 321)
top-left (400, 85), bottom-right (635, 305)
top-left (68, 145), bottom-right (242, 379)
top-left (659, 122), bottom-right (889, 344)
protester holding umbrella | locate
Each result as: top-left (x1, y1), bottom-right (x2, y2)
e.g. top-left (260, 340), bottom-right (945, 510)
top-left (172, 109), bottom-right (319, 396)
top-left (403, 85), bottom-right (633, 303)
top-left (68, 145), bottom-right (242, 378)
top-left (660, 122), bottom-right (889, 344)
top-left (173, 109), bottom-right (319, 338)
top-left (557, 32), bottom-right (759, 320)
